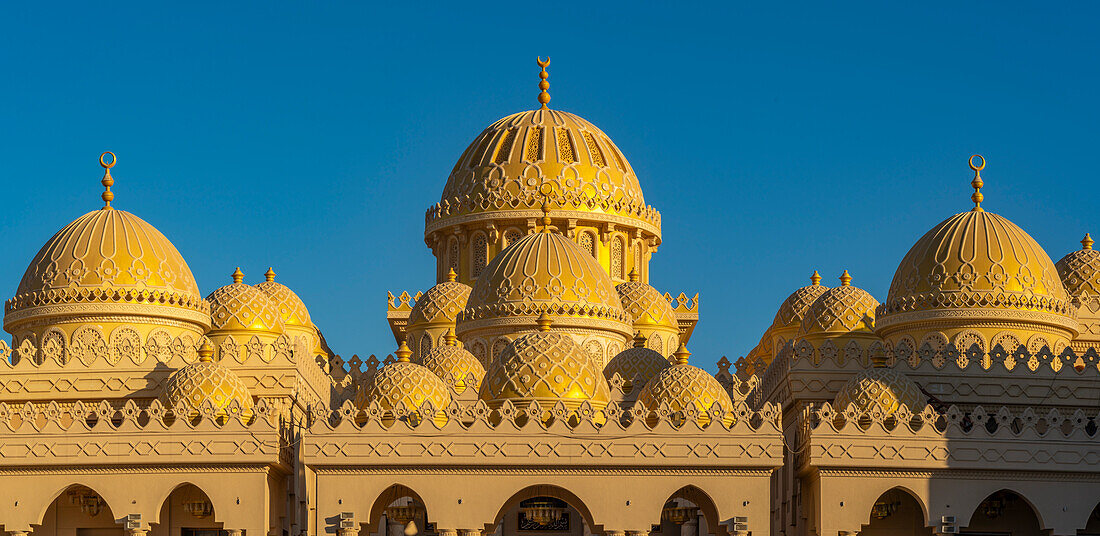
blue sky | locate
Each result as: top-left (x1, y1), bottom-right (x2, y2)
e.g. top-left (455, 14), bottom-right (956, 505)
top-left (2, 2), bottom-right (1097, 369)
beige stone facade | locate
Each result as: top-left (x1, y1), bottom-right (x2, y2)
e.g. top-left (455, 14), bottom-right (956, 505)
top-left (1, 68), bottom-right (1098, 536)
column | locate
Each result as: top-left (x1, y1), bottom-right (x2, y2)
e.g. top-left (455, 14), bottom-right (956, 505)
top-left (337, 524), bottom-right (360, 536)
top-left (227, 530), bottom-right (245, 536)
top-left (458, 530), bottom-right (482, 536)
top-left (438, 530), bottom-right (459, 536)
top-left (606, 531), bottom-right (627, 536)
top-left (7, 531), bottom-right (29, 536)
top-left (126, 529), bottom-right (149, 536)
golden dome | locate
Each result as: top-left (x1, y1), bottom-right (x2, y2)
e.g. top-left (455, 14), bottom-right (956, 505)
top-left (458, 228), bottom-right (631, 336)
top-left (355, 341), bottom-right (453, 425)
top-left (479, 318), bottom-right (611, 413)
top-left (774, 271), bottom-right (829, 328)
top-left (165, 342), bottom-right (254, 421)
top-left (636, 344), bottom-right (735, 427)
top-left (5, 193), bottom-right (209, 333)
top-left (603, 333), bottom-right (672, 391)
top-left (1056, 234), bottom-right (1100, 298)
top-left (254, 268), bottom-right (312, 328)
top-left (616, 271), bottom-right (679, 333)
top-left (428, 107), bottom-right (660, 240)
top-left (798, 271), bottom-right (879, 338)
top-left (206, 268), bottom-right (284, 335)
top-left (409, 269), bottom-right (472, 329)
top-left (421, 330), bottom-right (485, 394)
top-left (833, 353), bottom-right (923, 417)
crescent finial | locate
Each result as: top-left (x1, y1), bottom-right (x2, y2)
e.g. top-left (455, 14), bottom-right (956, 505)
top-left (536, 57), bottom-right (551, 109)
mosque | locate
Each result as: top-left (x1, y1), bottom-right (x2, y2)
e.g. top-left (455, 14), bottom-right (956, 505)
top-left (0, 59), bottom-right (1098, 536)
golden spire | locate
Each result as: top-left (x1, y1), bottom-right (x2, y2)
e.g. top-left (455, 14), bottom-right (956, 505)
top-left (264, 267), bottom-right (276, 282)
top-left (839, 270), bottom-right (852, 287)
top-left (444, 328), bottom-right (458, 346)
top-left (231, 267), bottom-right (244, 284)
top-left (536, 312), bottom-right (552, 332)
top-left (446, 267), bottom-right (457, 282)
top-left (869, 346), bottom-right (888, 368)
top-left (632, 331), bottom-right (647, 348)
top-left (536, 57), bottom-right (551, 110)
top-left (395, 340), bottom-right (412, 362)
top-left (198, 340), bottom-right (214, 363)
top-left (99, 151), bottom-right (116, 209)
top-left (628, 268), bottom-right (640, 283)
top-left (672, 342), bottom-right (691, 366)
top-left (969, 154), bottom-right (986, 211)
top-left (810, 270), bottom-right (822, 286)
top-left (1083, 233), bottom-right (1094, 251)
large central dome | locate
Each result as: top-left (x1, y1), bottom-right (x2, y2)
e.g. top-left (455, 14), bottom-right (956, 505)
top-left (423, 60), bottom-right (662, 287)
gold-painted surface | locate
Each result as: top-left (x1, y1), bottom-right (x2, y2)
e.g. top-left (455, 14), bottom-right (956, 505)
top-left (420, 333), bottom-right (485, 394)
top-left (1056, 234), bottom-right (1100, 297)
top-left (616, 275), bottom-right (679, 334)
top-left (636, 346), bottom-right (734, 427)
top-left (206, 269), bottom-right (284, 334)
top-left (408, 270), bottom-right (472, 330)
top-left (461, 231), bottom-right (629, 327)
top-left (603, 342), bottom-right (671, 392)
top-left (479, 330), bottom-right (611, 410)
top-left (833, 368), bottom-right (923, 416)
top-left (773, 271), bottom-right (829, 328)
top-left (255, 268), bottom-right (313, 328)
top-left (165, 344), bottom-right (254, 419)
top-left (355, 349), bottom-right (453, 425)
top-left (799, 273), bottom-right (879, 337)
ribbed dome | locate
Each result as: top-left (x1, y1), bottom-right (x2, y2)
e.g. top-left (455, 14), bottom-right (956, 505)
top-left (459, 230), bottom-right (630, 334)
top-left (799, 272), bottom-right (879, 338)
top-left (1056, 234), bottom-right (1100, 298)
top-left (254, 268), bottom-right (312, 329)
top-left (355, 343), bottom-right (453, 426)
top-left (206, 269), bottom-right (284, 335)
top-left (479, 327), bottom-right (611, 413)
top-left (636, 345), bottom-right (734, 427)
top-left (878, 209), bottom-right (1075, 333)
top-left (5, 207), bottom-right (209, 331)
top-left (834, 367), bottom-right (923, 417)
top-left (428, 109), bottom-right (660, 239)
top-left (165, 344), bottom-right (254, 421)
top-left (603, 335), bottom-right (671, 392)
top-left (421, 332), bottom-right (485, 394)
top-left (408, 270), bottom-right (472, 329)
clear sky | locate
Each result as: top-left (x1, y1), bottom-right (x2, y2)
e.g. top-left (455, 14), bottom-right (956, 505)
top-left (2, 2), bottom-right (1097, 370)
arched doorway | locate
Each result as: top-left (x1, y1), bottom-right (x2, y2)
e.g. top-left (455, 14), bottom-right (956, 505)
top-left (35, 484), bottom-right (120, 536)
top-left (153, 484), bottom-right (222, 536)
top-left (964, 490), bottom-right (1042, 536)
top-left (487, 485), bottom-right (598, 536)
top-left (858, 488), bottom-right (931, 536)
top-left (366, 485), bottom-right (431, 536)
top-left (653, 486), bottom-right (721, 536)
top-left (1081, 502), bottom-right (1100, 535)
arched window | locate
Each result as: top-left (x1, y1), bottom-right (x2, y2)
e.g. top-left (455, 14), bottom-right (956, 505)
top-left (611, 237), bottom-right (625, 279)
top-left (491, 338), bottom-right (510, 361)
top-left (579, 232), bottom-right (596, 257)
top-left (504, 228), bottom-right (523, 247)
top-left (472, 233), bottom-right (488, 279)
top-left (447, 237), bottom-right (460, 276)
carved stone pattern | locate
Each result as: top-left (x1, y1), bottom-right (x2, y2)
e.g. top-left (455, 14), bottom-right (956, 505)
top-left (603, 346), bottom-right (670, 388)
top-left (479, 331), bottom-right (611, 407)
top-left (799, 285), bottom-right (879, 335)
top-left (616, 280), bottom-right (679, 331)
top-left (408, 281), bottom-right (472, 327)
top-left (255, 280), bottom-right (313, 327)
top-left (420, 344), bottom-right (486, 393)
top-left (1056, 246), bottom-right (1100, 297)
top-left (206, 282), bottom-right (284, 333)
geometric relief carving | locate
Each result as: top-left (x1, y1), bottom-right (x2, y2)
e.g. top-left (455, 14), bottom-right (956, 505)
top-left (919, 332), bottom-right (948, 368)
top-left (16, 333), bottom-right (37, 364)
top-left (110, 326), bottom-right (142, 365)
top-left (221, 335), bottom-right (241, 364)
top-left (246, 335), bottom-right (265, 362)
top-left (40, 328), bottom-right (67, 365)
top-left (69, 325), bottom-right (107, 366)
top-left (172, 333), bottom-right (197, 364)
top-left (145, 328), bottom-right (172, 364)
top-left (954, 330), bottom-right (985, 369)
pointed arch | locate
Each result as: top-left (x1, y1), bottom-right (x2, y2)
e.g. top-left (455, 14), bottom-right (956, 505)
top-left (964, 489), bottom-right (1043, 536)
top-left (34, 483), bottom-right (121, 529)
top-left (655, 485), bottom-right (722, 536)
top-left (151, 482), bottom-right (222, 526)
top-left (485, 484), bottom-right (600, 536)
top-left (857, 487), bottom-right (932, 535)
top-left (366, 484), bottom-right (431, 536)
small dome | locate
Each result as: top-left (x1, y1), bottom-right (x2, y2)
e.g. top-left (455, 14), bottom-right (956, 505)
top-left (459, 229), bottom-right (630, 334)
top-left (798, 271), bottom-right (879, 337)
top-left (774, 271), bottom-right (830, 328)
top-left (616, 271), bottom-right (679, 333)
top-left (254, 268), bottom-right (312, 328)
top-left (834, 357), bottom-right (924, 417)
top-left (408, 269), bottom-right (472, 329)
top-left (5, 207), bottom-right (209, 332)
top-left (1056, 234), bottom-right (1100, 298)
top-left (421, 330), bottom-right (485, 394)
top-left (165, 342), bottom-right (254, 420)
top-left (636, 344), bottom-right (734, 427)
top-left (206, 268), bottom-right (284, 335)
top-left (479, 318), bottom-right (611, 413)
top-left (603, 333), bottom-right (671, 391)
top-left (355, 341), bottom-right (453, 425)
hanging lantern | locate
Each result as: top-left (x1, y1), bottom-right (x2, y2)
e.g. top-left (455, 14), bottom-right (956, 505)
top-left (184, 498), bottom-right (214, 518)
top-left (661, 501), bottom-right (699, 525)
top-left (982, 497), bottom-right (1006, 519)
top-left (870, 497), bottom-right (900, 520)
top-left (520, 497), bottom-right (566, 526)
top-left (66, 487), bottom-right (105, 517)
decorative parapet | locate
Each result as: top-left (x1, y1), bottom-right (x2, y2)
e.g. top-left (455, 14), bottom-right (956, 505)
top-left (664, 292), bottom-right (699, 343)
top-left (424, 193), bottom-right (663, 239)
top-left (0, 398), bottom-right (285, 467)
top-left (714, 357), bottom-right (760, 404)
top-left (305, 398), bottom-right (783, 468)
top-left (801, 402), bottom-right (1100, 472)
top-left (386, 291), bottom-right (421, 343)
